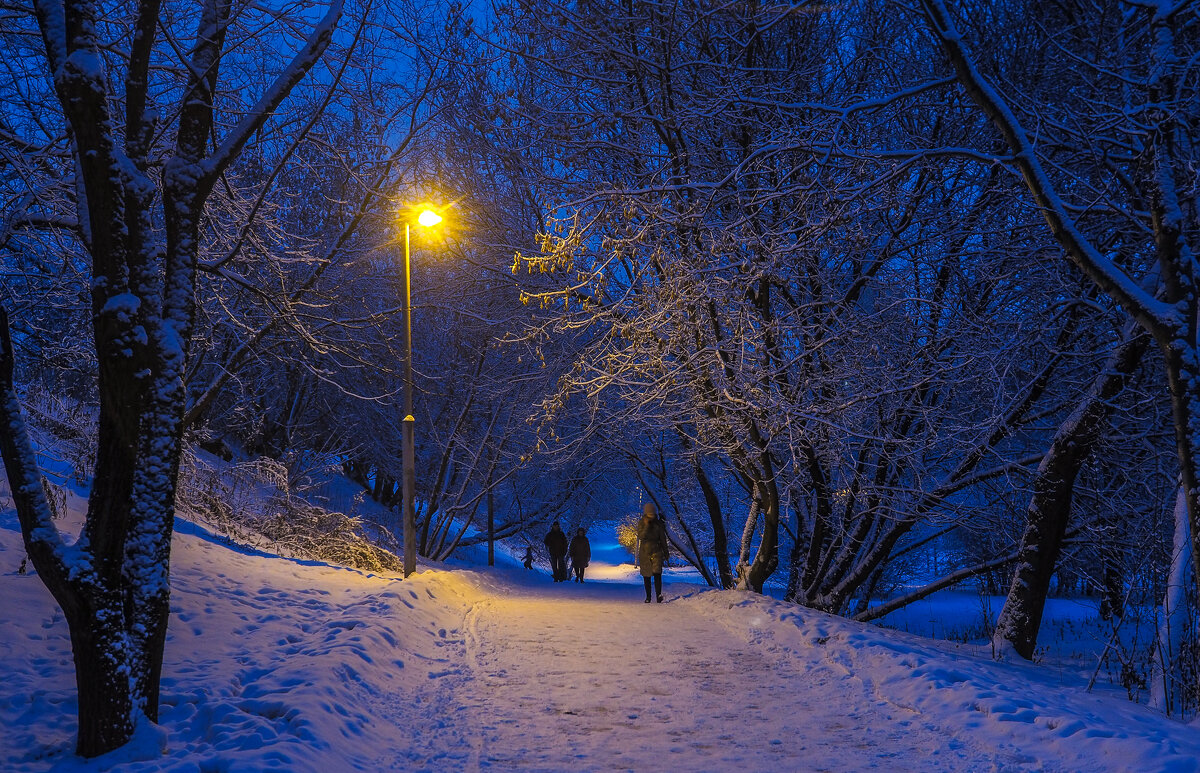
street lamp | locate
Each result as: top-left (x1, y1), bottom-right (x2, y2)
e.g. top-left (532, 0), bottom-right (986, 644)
top-left (401, 203), bottom-right (444, 577)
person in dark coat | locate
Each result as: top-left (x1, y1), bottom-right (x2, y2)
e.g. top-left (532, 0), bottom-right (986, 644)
top-left (522, 545), bottom-right (534, 570)
top-left (543, 521), bottom-right (569, 582)
top-left (637, 502), bottom-right (669, 602)
top-left (568, 527), bottom-right (591, 583)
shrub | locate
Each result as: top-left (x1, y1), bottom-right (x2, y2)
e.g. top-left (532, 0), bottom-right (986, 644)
top-left (616, 514), bottom-right (640, 561)
top-left (179, 451), bottom-right (401, 574)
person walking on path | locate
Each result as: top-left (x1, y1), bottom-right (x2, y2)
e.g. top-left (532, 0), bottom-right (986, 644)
top-left (522, 545), bottom-right (534, 570)
top-left (637, 503), bottom-right (669, 602)
top-left (568, 527), bottom-right (591, 583)
top-left (544, 521), bottom-right (569, 582)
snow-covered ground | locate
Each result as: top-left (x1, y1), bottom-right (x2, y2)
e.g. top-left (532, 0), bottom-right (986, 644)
top-left (3, 502), bottom-right (1200, 772)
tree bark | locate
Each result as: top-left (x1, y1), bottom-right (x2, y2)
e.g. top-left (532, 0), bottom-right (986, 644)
top-left (1151, 486), bottom-right (1193, 715)
top-left (8, 0), bottom-right (344, 756)
top-left (692, 457), bottom-right (734, 588)
top-left (992, 327), bottom-right (1150, 659)
top-left (734, 485), bottom-right (761, 589)
top-left (0, 307), bottom-right (138, 752)
top-left (69, 597), bottom-right (137, 754)
top-left (739, 473), bottom-right (781, 593)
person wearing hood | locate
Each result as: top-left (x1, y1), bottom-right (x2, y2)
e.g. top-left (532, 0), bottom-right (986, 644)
top-left (637, 502), bottom-right (669, 603)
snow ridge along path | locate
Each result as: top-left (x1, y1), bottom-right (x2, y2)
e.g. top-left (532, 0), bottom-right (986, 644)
top-left (4, 511), bottom-right (1200, 772)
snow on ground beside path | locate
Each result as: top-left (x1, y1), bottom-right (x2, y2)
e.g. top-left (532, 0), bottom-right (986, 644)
top-left (4, 502), bottom-right (1200, 772)
top-left (684, 589), bottom-right (1200, 773)
top-left (0, 510), bottom-right (488, 772)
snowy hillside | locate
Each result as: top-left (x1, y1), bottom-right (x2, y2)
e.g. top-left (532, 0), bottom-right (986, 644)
top-left (4, 499), bottom-right (1200, 772)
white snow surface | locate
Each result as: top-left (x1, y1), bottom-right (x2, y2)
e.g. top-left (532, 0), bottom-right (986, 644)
top-left (3, 508), bottom-right (1200, 772)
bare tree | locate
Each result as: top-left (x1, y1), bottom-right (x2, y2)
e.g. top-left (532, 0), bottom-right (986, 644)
top-left (497, 0), bottom-right (1108, 608)
top-left (0, 0), bottom-right (346, 755)
top-left (917, 0), bottom-right (1200, 627)
top-left (990, 323), bottom-right (1152, 658)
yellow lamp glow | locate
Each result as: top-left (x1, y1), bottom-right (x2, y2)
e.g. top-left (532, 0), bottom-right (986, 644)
top-left (417, 208), bottom-right (443, 228)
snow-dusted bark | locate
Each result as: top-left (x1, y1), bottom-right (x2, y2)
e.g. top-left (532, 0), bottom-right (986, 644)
top-left (919, 0), bottom-right (1199, 661)
top-left (1150, 486), bottom-right (1194, 715)
top-left (991, 326), bottom-right (1151, 660)
top-left (734, 485), bottom-right (762, 590)
top-left (0, 0), bottom-right (344, 757)
top-left (739, 470), bottom-right (781, 593)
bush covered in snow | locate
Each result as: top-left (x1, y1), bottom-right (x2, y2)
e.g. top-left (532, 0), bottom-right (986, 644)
top-left (615, 514), bottom-right (639, 561)
top-left (179, 452), bottom-right (402, 574)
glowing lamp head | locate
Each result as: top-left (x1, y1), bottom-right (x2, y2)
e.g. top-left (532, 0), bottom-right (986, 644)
top-left (417, 208), bottom-right (443, 228)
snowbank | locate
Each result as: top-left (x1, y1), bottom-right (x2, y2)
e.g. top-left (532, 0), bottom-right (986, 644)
top-left (3, 504), bottom-right (1200, 771)
top-left (683, 589), bottom-right (1200, 772)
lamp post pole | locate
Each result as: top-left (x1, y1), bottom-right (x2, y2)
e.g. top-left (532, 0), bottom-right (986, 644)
top-left (399, 205), bottom-right (443, 578)
top-left (402, 222), bottom-right (417, 577)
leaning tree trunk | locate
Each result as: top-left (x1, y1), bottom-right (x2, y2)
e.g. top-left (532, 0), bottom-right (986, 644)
top-left (734, 484), bottom-right (761, 587)
top-left (920, 0), bottom-right (1200, 653)
top-left (992, 328), bottom-right (1149, 660)
top-left (737, 473), bottom-right (781, 593)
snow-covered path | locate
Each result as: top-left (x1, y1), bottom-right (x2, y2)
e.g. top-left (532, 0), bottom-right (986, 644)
top-left (447, 580), bottom-right (1027, 772)
top-left (6, 509), bottom-right (1200, 773)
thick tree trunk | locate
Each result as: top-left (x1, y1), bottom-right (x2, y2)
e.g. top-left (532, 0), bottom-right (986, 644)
top-left (739, 476), bottom-right (780, 593)
top-left (991, 466), bottom-right (1077, 660)
top-left (734, 487), bottom-right (760, 588)
top-left (69, 600), bottom-right (136, 754)
top-left (0, 307), bottom-right (143, 755)
top-left (16, 0), bottom-right (343, 756)
top-left (992, 328), bottom-right (1148, 659)
top-left (1163, 339), bottom-right (1200, 599)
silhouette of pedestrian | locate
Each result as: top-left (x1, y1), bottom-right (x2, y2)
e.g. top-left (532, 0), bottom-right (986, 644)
top-left (569, 527), bottom-right (591, 582)
top-left (637, 502), bottom-right (669, 602)
top-left (543, 521), bottom-right (569, 582)
top-left (522, 545), bottom-right (534, 570)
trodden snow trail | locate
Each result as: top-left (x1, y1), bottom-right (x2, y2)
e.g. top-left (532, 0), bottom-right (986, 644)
top-left (452, 577), bottom-right (1036, 772)
top-left (6, 506), bottom-right (1199, 772)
